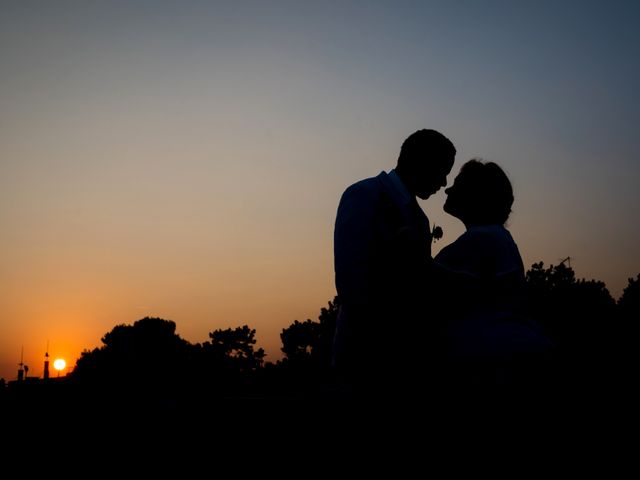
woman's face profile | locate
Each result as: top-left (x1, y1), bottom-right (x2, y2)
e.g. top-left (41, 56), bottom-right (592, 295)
top-left (443, 171), bottom-right (473, 222)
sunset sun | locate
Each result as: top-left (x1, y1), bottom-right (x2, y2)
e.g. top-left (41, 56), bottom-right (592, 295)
top-left (53, 358), bottom-right (66, 372)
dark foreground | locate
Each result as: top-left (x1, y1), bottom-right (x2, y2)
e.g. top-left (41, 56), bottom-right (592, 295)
top-left (2, 374), bottom-right (632, 475)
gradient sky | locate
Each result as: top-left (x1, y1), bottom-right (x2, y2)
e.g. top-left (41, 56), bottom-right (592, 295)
top-left (1, 1), bottom-right (639, 381)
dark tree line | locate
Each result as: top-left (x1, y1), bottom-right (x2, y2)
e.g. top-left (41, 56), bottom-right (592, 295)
top-left (4, 264), bottom-right (633, 464)
top-left (525, 263), bottom-right (638, 394)
top-left (279, 297), bottom-right (339, 370)
top-left (60, 262), bottom-right (638, 401)
top-left (71, 318), bottom-right (267, 401)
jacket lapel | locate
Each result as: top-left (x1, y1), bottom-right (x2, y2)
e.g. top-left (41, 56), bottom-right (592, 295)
top-left (377, 171), bottom-right (432, 246)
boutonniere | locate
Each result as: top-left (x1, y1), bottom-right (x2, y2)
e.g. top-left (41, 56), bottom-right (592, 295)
top-left (431, 225), bottom-right (443, 243)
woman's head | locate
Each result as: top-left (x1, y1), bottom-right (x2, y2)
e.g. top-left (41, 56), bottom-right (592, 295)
top-left (443, 159), bottom-right (514, 226)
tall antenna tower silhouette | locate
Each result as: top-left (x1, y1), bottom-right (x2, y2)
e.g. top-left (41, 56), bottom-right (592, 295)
top-left (17, 346), bottom-right (24, 381)
top-left (559, 256), bottom-right (572, 269)
top-left (44, 341), bottom-right (50, 380)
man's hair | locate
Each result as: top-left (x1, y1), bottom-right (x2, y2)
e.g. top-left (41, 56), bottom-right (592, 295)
top-left (397, 129), bottom-right (456, 167)
top-left (458, 159), bottom-right (514, 225)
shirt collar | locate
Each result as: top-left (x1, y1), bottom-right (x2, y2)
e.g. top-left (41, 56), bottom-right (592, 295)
top-left (388, 169), bottom-right (412, 204)
top-left (467, 225), bottom-right (505, 233)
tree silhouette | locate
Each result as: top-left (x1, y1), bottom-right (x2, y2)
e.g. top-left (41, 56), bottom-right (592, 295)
top-left (615, 274), bottom-right (640, 381)
top-left (263, 297), bottom-right (341, 398)
top-left (281, 320), bottom-right (321, 363)
top-left (73, 317), bottom-right (193, 387)
top-left (526, 262), bottom-right (615, 341)
top-left (280, 296), bottom-right (339, 370)
top-left (618, 274), bottom-right (640, 319)
top-left (525, 261), bottom-right (617, 393)
top-left (202, 325), bottom-right (265, 372)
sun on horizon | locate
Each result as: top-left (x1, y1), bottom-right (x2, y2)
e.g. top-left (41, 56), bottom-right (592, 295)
top-left (53, 359), bottom-right (66, 373)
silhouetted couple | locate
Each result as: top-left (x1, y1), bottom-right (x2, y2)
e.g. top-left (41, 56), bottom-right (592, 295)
top-left (332, 129), bottom-right (553, 405)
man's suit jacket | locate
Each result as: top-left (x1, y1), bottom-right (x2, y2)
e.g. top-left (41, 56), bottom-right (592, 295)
top-left (333, 171), bottom-right (433, 375)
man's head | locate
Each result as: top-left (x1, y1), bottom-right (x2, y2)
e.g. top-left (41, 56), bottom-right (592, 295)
top-left (395, 129), bottom-right (456, 199)
top-left (443, 159), bottom-right (514, 226)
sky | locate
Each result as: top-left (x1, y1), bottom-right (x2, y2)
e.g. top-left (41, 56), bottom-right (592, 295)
top-left (1, 0), bottom-right (639, 382)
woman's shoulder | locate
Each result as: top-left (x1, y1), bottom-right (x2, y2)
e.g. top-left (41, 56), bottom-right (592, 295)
top-left (435, 225), bottom-right (523, 277)
top-left (434, 232), bottom-right (477, 270)
top-left (436, 228), bottom-right (496, 258)
top-left (460, 225), bottom-right (519, 252)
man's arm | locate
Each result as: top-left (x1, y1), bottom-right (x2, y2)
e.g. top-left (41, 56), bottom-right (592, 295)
top-left (334, 182), bottom-right (378, 316)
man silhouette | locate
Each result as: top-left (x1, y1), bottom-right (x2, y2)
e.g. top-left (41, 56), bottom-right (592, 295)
top-left (332, 129), bottom-right (456, 396)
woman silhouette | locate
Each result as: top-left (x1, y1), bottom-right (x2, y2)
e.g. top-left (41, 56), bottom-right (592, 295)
top-left (434, 159), bottom-right (553, 393)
